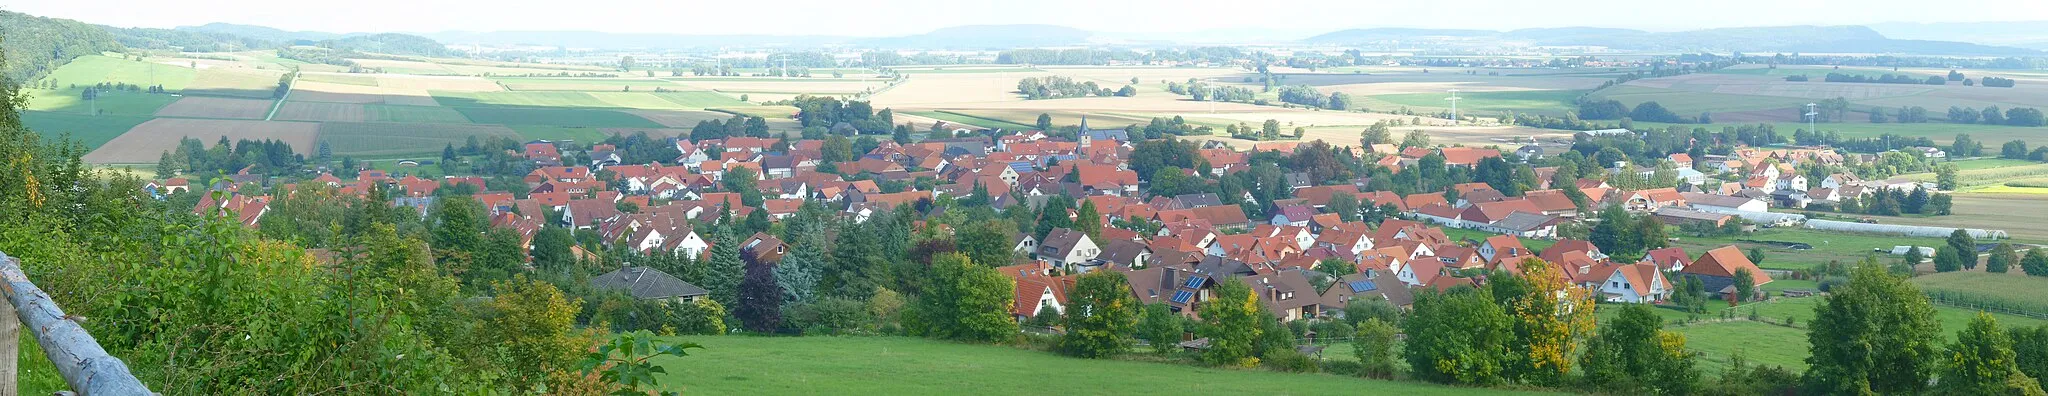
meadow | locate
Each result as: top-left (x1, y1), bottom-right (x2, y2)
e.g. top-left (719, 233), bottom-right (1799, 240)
top-left (650, 336), bottom-right (1553, 395)
top-left (1362, 90), bottom-right (1585, 116)
top-left (452, 107), bottom-right (665, 128)
top-left (1667, 227), bottom-right (1950, 271)
top-left (24, 88), bottom-right (179, 117)
top-left (20, 112), bottom-right (154, 149)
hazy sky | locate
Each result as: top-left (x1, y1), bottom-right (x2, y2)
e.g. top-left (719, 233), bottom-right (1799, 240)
top-left (6, 0), bottom-right (2047, 37)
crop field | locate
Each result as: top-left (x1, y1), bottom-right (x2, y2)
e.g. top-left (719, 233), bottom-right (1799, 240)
top-left (454, 107), bottom-right (664, 128)
top-left (274, 101), bottom-right (368, 122)
top-left (153, 96), bottom-right (276, 119)
top-left (434, 91), bottom-right (615, 108)
top-left (1906, 163), bottom-right (2048, 189)
top-left (20, 112), bottom-right (154, 149)
top-left (1363, 90), bottom-right (1585, 116)
top-left (24, 89), bottom-right (179, 116)
top-left (372, 75), bottom-right (503, 92)
top-left (1865, 193), bottom-right (2048, 243)
top-left (492, 77), bottom-right (685, 92)
top-left (1600, 70), bottom-right (2048, 124)
top-left (666, 79), bottom-right (881, 94)
top-left (600, 127), bottom-right (691, 139)
top-left (900, 110), bottom-right (1036, 131)
top-left (893, 66), bottom-right (1043, 74)
top-left (650, 91), bottom-right (753, 108)
top-left (622, 110), bottom-right (734, 128)
top-left (36, 55), bottom-right (197, 91)
top-left (710, 105), bottom-right (799, 119)
top-left (318, 122), bottom-right (519, 157)
top-left (509, 125), bottom-right (613, 142)
top-left (183, 68), bottom-right (285, 98)
top-left (587, 92), bottom-right (697, 110)
top-left (1587, 85), bottom-right (1815, 114)
top-left (288, 81), bottom-right (439, 106)
top-left (364, 104), bottom-right (471, 123)
top-left (651, 336), bottom-right (1547, 395)
top-left (1913, 272), bottom-right (2048, 313)
top-left (84, 118), bottom-right (318, 163)
top-left (1633, 120), bottom-right (2048, 147)
top-left (296, 73), bottom-right (380, 86)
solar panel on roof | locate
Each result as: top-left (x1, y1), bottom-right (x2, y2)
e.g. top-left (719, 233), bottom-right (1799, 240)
top-left (1184, 276), bottom-right (1204, 288)
top-left (1348, 280), bottom-right (1377, 292)
top-left (1170, 290), bottom-right (1194, 304)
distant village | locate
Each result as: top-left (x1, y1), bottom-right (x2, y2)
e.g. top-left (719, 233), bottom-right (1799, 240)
top-left (166, 122), bottom-right (1995, 324)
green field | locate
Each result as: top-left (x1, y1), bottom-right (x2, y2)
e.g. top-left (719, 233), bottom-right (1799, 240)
top-left (24, 88), bottom-right (179, 116)
top-left (651, 336), bottom-right (1549, 395)
top-left (892, 67), bottom-right (1041, 74)
top-left (1712, 66), bottom-right (1936, 80)
top-left (1912, 271), bottom-right (2048, 315)
top-left (1587, 85), bottom-right (1815, 114)
top-left (1365, 90), bottom-right (1584, 116)
top-left (20, 111), bottom-right (152, 149)
top-left (1439, 227), bottom-right (1557, 252)
top-left (650, 91), bottom-right (752, 108)
top-left (709, 106), bottom-right (798, 119)
top-left (452, 107), bottom-right (665, 128)
top-left (365, 104), bottom-right (471, 123)
top-left (433, 91), bottom-right (615, 108)
top-left (318, 122), bottom-right (520, 157)
top-left (509, 125), bottom-right (613, 142)
top-left (35, 55), bottom-right (197, 91)
top-left (1634, 121), bottom-right (2048, 147)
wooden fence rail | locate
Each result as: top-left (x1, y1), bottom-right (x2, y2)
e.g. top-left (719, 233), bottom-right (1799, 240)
top-left (0, 252), bottom-right (151, 395)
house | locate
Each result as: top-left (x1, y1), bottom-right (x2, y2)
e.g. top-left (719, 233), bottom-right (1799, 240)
top-left (742, 233), bottom-right (788, 263)
top-left (1642, 247), bottom-right (1692, 272)
top-left (999, 262), bottom-right (1068, 322)
top-left (1037, 228), bottom-right (1101, 271)
top-left (1319, 272), bottom-right (1415, 313)
top-left (1680, 246), bottom-right (1774, 300)
top-left (1094, 239), bottom-right (1154, 269)
top-left (589, 267), bottom-right (709, 304)
top-left (1011, 233), bottom-right (1039, 255)
top-left (1515, 145), bottom-right (1545, 161)
top-left (1270, 206), bottom-right (1317, 226)
top-left (1244, 269), bottom-right (1322, 321)
top-left (1591, 262), bottom-right (1670, 303)
top-left (1477, 235), bottom-right (1529, 263)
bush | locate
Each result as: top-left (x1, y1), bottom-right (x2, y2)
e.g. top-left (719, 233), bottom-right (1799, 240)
top-left (784, 298), bottom-right (873, 335)
top-left (1262, 349), bottom-right (1321, 373)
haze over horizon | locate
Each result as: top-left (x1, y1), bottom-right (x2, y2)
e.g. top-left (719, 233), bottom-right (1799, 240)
top-left (6, 0), bottom-right (2048, 38)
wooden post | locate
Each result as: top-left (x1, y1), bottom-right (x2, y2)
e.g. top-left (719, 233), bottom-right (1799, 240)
top-left (0, 253), bottom-right (149, 395)
top-left (0, 295), bottom-right (15, 396)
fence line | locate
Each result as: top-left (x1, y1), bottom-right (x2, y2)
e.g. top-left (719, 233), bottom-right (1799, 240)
top-left (0, 252), bottom-right (151, 395)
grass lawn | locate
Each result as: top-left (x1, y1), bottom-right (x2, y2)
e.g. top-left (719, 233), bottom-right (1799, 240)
top-left (1365, 90), bottom-right (1584, 116)
top-left (1668, 227), bottom-right (1949, 271)
top-left (1440, 227), bottom-right (1557, 252)
top-left (650, 336), bottom-right (1552, 395)
top-left (365, 104), bottom-right (471, 123)
top-left (1669, 320), bottom-right (1811, 372)
top-left (453, 107), bottom-right (665, 128)
top-left (20, 111), bottom-right (152, 149)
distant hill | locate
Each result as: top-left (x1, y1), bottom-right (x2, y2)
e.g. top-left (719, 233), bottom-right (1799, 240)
top-left (1869, 21), bottom-right (2048, 49)
top-left (177, 23), bottom-right (348, 44)
top-left (859, 25), bottom-right (1091, 49)
top-left (418, 31), bottom-right (854, 50)
top-left (1303, 25), bottom-right (2041, 56)
top-left (0, 10), bottom-right (122, 82)
top-left (317, 33), bottom-right (453, 57)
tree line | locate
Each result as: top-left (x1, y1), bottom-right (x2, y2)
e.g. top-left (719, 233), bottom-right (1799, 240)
top-left (1015, 76), bottom-right (1134, 99)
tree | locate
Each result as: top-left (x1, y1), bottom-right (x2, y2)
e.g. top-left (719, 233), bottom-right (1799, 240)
top-left (1061, 271), bottom-right (1138, 358)
top-left (1990, 242), bottom-right (2019, 274)
top-left (2025, 248), bottom-right (2048, 277)
top-left (1400, 129), bottom-right (1431, 149)
top-left (1074, 199), bottom-right (1103, 242)
top-left (1937, 163), bottom-right (1960, 191)
top-left (155, 151), bottom-right (177, 179)
top-left (1950, 229), bottom-right (1979, 270)
top-left (1732, 268), bottom-right (1756, 303)
top-left (1344, 296), bottom-right (1402, 327)
top-left (915, 253), bottom-right (1016, 342)
top-left (1938, 313), bottom-right (2047, 395)
top-left (736, 251), bottom-right (783, 333)
top-left (703, 227), bottom-right (745, 308)
top-left (485, 275), bottom-right (591, 387)
top-left (1137, 303), bottom-right (1182, 354)
top-left (1745, 247), bottom-right (1766, 268)
top-left (1353, 318), bottom-right (1401, 379)
top-left (2014, 324), bottom-right (2048, 391)
top-left (1590, 205), bottom-right (1635, 259)
top-left (1502, 258), bottom-right (1596, 386)
top-left (1036, 113), bottom-right (1053, 131)
top-left (774, 230), bottom-right (826, 305)
top-left (1403, 286), bottom-right (1513, 385)
top-left (1937, 247), bottom-right (1967, 273)
top-left (1314, 257), bottom-right (1356, 277)
top-left (531, 227), bottom-right (576, 272)
top-left (1198, 278), bottom-right (1263, 367)
top-left (1580, 304), bottom-right (1698, 395)
top-left (1805, 257), bottom-right (1943, 395)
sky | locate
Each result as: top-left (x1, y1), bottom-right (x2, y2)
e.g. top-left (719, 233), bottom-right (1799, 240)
top-left (6, 0), bottom-right (2048, 37)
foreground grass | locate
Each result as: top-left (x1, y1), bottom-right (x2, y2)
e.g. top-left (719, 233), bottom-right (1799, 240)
top-left (650, 336), bottom-right (1552, 395)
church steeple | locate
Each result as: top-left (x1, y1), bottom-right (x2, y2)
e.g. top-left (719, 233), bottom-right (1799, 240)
top-left (1078, 115), bottom-right (1089, 132)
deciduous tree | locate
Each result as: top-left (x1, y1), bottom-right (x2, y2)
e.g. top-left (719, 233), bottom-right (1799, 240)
top-left (1198, 278), bottom-right (1263, 367)
top-left (1060, 271), bottom-right (1138, 358)
top-left (1805, 257), bottom-right (1942, 394)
